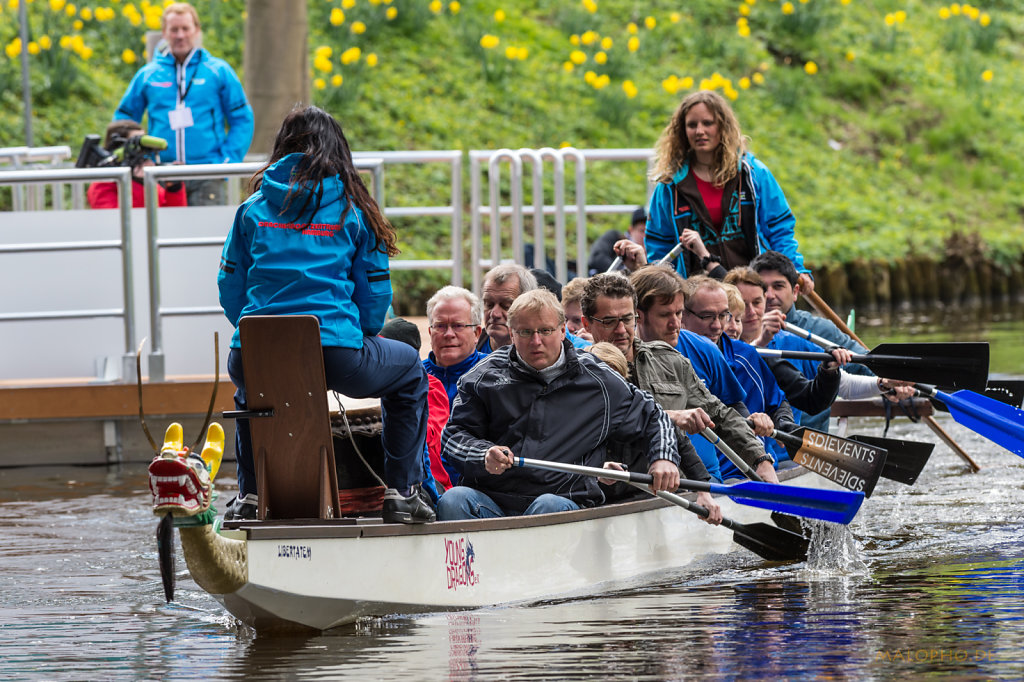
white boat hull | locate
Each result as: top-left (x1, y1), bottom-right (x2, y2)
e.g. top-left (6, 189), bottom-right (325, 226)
top-left (210, 490), bottom-right (789, 631)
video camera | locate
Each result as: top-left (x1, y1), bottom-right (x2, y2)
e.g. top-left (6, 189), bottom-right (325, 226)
top-left (76, 133), bottom-right (168, 170)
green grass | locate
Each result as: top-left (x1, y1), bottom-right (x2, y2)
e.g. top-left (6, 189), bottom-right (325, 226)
top-left (3, 0), bottom-right (1023, 280)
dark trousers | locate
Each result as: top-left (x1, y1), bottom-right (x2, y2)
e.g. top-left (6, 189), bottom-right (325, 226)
top-left (228, 336), bottom-right (429, 497)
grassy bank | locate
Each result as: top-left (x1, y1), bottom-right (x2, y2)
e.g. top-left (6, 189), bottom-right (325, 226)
top-left (4, 0), bottom-right (1024, 306)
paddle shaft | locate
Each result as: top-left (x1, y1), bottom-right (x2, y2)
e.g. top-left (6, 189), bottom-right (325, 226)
top-left (605, 256), bottom-right (623, 273)
top-left (656, 242), bottom-right (684, 266)
top-left (701, 427), bottom-right (764, 481)
top-left (804, 290), bottom-right (868, 347)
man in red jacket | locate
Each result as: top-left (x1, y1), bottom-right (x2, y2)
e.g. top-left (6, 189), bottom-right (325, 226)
top-left (86, 120), bottom-right (187, 209)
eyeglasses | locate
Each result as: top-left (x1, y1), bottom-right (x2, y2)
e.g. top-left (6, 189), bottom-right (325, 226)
top-left (429, 322), bottom-right (477, 333)
top-left (513, 327), bottom-right (559, 339)
top-left (586, 313), bottom-right (636, 329)
top-left (684, 307), bottom-right (733, 324)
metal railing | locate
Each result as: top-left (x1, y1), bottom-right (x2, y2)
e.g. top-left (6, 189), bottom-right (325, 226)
top-left (0, 145), bottom-right (74, 211)
top-left (0, 166), bottom-right (137, 378)
top-left (468, 147), bottom-right (654, 291)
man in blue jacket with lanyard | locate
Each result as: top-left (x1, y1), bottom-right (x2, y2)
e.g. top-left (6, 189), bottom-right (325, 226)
top-left (115, 2), bottom-right (254, 206)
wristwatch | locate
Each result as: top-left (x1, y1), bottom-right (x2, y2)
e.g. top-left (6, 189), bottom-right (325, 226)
top-left (752, 454), bottom-right (774, 467)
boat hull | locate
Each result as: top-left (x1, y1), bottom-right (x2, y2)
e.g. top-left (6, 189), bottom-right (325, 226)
top-left (207, 487), bottom-right (794, 631)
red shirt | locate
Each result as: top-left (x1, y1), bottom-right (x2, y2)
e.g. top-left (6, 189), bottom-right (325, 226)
top-left (694, 174), bottom-right (724, 228)
top-left (86, 179), bottom-right (187, 209)
top-left (426, 374), bottom-right (453, 491)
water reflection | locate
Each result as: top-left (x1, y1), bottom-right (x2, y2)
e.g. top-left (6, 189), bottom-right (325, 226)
top-left (0, 413), bottom-right (1022, 680)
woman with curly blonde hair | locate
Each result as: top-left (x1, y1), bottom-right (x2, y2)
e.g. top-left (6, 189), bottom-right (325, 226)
top-left (645, 90), bottom-right (813, 293)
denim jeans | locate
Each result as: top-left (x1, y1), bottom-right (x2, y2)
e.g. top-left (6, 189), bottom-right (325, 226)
top-left (229, 335), bottom-right (428, 497)
top-left (437, 486), bottom-right (579, 521)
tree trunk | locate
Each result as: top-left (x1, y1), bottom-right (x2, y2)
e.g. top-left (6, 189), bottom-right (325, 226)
top-left (244, 1), bottom-right (308, 156)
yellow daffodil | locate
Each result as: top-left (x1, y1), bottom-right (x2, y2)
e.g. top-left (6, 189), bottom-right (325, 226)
top-left (627, 22), bottom-right (637, 34)
top-left (79, 6), bottom-right (91, 19)
top-left (981, 69), bottom-right (993, 82)
top-left (738, 24), bottom-right (750, 37)
top-left (569, 49), bottom-right (586, 65)
top-left (122, 48), bottom-right (137, 63)
top-left (804, 61), bottom-right (818, 75)
top-left (584, 70), bottom-right (596, 84)
top-left (386, 7), bottom-right (396, 19)
top-left (480, 34), bottom-right (499, 49)
top-left (627, 36), bottom-right (639, 52)
top-left (314, 78), bottom-right (326, 90)
top-left (752, 72), bottom-right (764, 85)
top-left (351, 21), bottom-right (366, 34)
top-left (59, 35), bottom-right (72, 48)
top-left (622, 79), bottom-right (638, 98)
top-left (366, 53), bottom-right (378, 67)
top-left (739, 77), bottom-right (751, 89)
top-left (340, 46), bottom-right (361, 64)
top-left (594, 51), bottom-right (607, 64)
top-left (601, 36), bottom-right (612, 49)
top-left (781, 2), bottom-right (794, 15)
top-left (330, 8), bottom-right (344, 25)
top-left (581, 30), bottom-right (597, 46)
top-left (950, 3), bottom-right (961, 15)
top-left (38, 35), bottom-right (52, 49)
top-left (50, 0), bottom-right (66, 11)
top-left (73, 19), bottom-right (83, 29)
top-left (724, 86), bottom-right (738, 100)
top-left (662, 75), bottom-right (679, 94)
top-left (505, 46), bottom-right (516, 59)
top-left (314, 55), bottom-right (333, 72)
top-left (66, 4), bottom-right (77, 17)
top-left (449, 1), bottom-right (460, 14)
top-left (494, 9), bottom-right (505, 22)
top-left (428, 0), bottom-right (441, 13)
top-left (680, 76), bottom-right (694, 89)
top-left (27, 41), bottom-right (39, 55)
top-left (594, 74), bottom-right (610, 89)
top-left (582, 0), bottom-right (597, 14)
top-left (5, 39), bottom-right (21, 59)
top-left (78, 45), bottom-right (93, 59)
top-left (670, 12), bottom-right (681, 23)
top-left (315, 45), bottom-right (333, 58)
top-left (331, 74), bottom-right (343, 87)
top-left (739, 5), bottom-right (750, 17)
top-left (570, 34), bottom-right (580, 46)
top-left (980, 13), bottom-right (990, 26)
top-left (342, 0), bottom-right (355, 8)
top-left (516, 46), bottom-right (528, 60)
top-left (562, 61), bottom-right (574, 72)
top-left (644, 16), bottom-right (655, 30)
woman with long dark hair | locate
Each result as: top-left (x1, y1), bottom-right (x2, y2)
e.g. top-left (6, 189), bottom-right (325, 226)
top-left (218, 105), bottom-right (435, 523)
top-left (645, 90), bottom-right (813, 293)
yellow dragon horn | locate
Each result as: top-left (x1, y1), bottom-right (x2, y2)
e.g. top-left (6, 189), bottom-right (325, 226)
top-left (161, 423), bottom-right (184, 457)
top-left (200, 423), bottom-right (225, 482)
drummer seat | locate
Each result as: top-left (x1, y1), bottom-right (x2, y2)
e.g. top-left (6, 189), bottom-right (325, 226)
top-left (238, 315), bottom-right (340, 520)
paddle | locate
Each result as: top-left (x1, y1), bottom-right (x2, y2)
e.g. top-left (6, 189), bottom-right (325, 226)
top-left (755, 342), bottom-right (989, 393)
top-left (756, 423), bottom-right (887, 497)
top-left (625, 482), bottom-right (809, 561)
top-left (915, 383), bottom-right (1024, 457)
top-left (845, 434), bottom-right (934, 485)
top-left (157, 512), bottom-right (175, 603)
top-left (656, 242), bottom-right (684, 266)
top-left (514, 457), bottom-right (865, 524)
top-left (606, 256), bottom-right (623, 273)
top-left (700, 427), bottom-right (763, 482)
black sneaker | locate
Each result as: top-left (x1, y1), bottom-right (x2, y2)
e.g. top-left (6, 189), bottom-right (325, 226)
top-left (224, 493), bottom-right (258, 521)
top-left (382, 485), bottom-right (436, 524)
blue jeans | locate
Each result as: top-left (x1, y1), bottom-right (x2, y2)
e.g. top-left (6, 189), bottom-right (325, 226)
top-left (437, 487), bottom-right (579, 521)
top-left (229, 335), bottom-right (428, 497)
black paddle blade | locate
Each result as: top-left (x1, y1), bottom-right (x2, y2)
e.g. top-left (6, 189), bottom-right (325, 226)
top-left (157, 512), bottom-right (175, 603)
top-left (725, 519), bottom-right (809, 562)
top-left (848, 434), bottom-right (934, 485)
top-left (867, 343), bottom-right (989, 392)
top-left (985, 379), bottom-right (1024, 408)
top-left (771, 511), bottom-right (811, 539)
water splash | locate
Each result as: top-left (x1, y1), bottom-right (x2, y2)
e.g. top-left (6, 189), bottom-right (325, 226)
top-left (804, 519), bottom-right (868, 576)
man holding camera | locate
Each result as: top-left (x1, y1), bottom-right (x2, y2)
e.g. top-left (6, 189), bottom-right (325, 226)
top-left (85, 120), bottom-right (187, 209)
top-left (114, 2), bottom-right (253, 206)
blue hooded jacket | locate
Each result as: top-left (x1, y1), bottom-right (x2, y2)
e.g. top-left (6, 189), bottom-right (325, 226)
top-left (645, 152), bottom-right (808, 277)
top-left (115, 48), bottom-right (254, 165)
top-left (218, 153), bottom-right (393, 349)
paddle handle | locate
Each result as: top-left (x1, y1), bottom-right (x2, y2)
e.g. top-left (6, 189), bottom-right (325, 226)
top-left (605, 256), bottom-right (623, 274)
top-left (804, 290), bottom-right (868, 348)
top-left (783, 322), bottom-right (837, 350)
top-left (701, 427), bottom-right (764, 482)
top-left (514, 456), bottom-right (653, 485)
top-left (633, 484), bottom-right (747, 533)
top-left (656, 242), bottom-right (684, 266)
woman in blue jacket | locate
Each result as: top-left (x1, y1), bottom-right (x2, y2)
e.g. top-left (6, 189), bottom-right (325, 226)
top-left (218, 106), bottom-right (434, 523)
top-left (645, 90), bottom-right (814, 293)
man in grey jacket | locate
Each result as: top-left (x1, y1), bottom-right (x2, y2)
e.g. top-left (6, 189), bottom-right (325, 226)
top-left (438, 289), bottom-right (681, 520)
top-left (581, 274), bottom-right (778, 488)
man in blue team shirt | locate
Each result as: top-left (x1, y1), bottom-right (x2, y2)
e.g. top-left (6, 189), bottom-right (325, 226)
top-left (679, 275), bottom-right (798, 479)
top-left (630, 266), bottom-right (779, 483)
top-left (114, 2), bottom-right (254, 205)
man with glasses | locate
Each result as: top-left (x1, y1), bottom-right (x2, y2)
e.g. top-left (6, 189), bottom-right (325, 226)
top-left (680, 276), bottom-right (798, 479)
top-left (438, 289), bottom-right (680, 520)
top-left (423, 286), bottom-right (489, 408)
top-left (582, 274), bottom-right (774, 490)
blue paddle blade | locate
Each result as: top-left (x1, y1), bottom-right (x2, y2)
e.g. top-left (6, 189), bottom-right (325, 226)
top-left (707, 480), bottom-right (865, 525)
top-left (940, 389), bottom-right (1024, 457)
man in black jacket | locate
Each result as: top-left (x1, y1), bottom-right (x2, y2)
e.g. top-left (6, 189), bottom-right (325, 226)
top-left (438, 289), bottom-right (681, 520)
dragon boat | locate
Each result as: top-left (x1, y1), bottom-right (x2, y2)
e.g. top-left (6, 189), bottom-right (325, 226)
top-left (145, 315), bottom-right (876, 633)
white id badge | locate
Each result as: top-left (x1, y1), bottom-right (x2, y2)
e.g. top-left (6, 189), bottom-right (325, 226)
top-left (168, 106), bottom-right (194, 131)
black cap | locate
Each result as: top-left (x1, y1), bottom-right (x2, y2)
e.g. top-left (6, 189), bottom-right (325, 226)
top-left (631, 206), bottom-right (647, 225)
top-left (379, 317), bottom-right (421, 351)
top-left (530, 268), bottom-right (563, 300)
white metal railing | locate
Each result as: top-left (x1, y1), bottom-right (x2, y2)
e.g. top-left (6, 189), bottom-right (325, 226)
top-left (1, 149), bottom-right (653, 382)
top-left (0, 145), bottom-right (74, 211)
